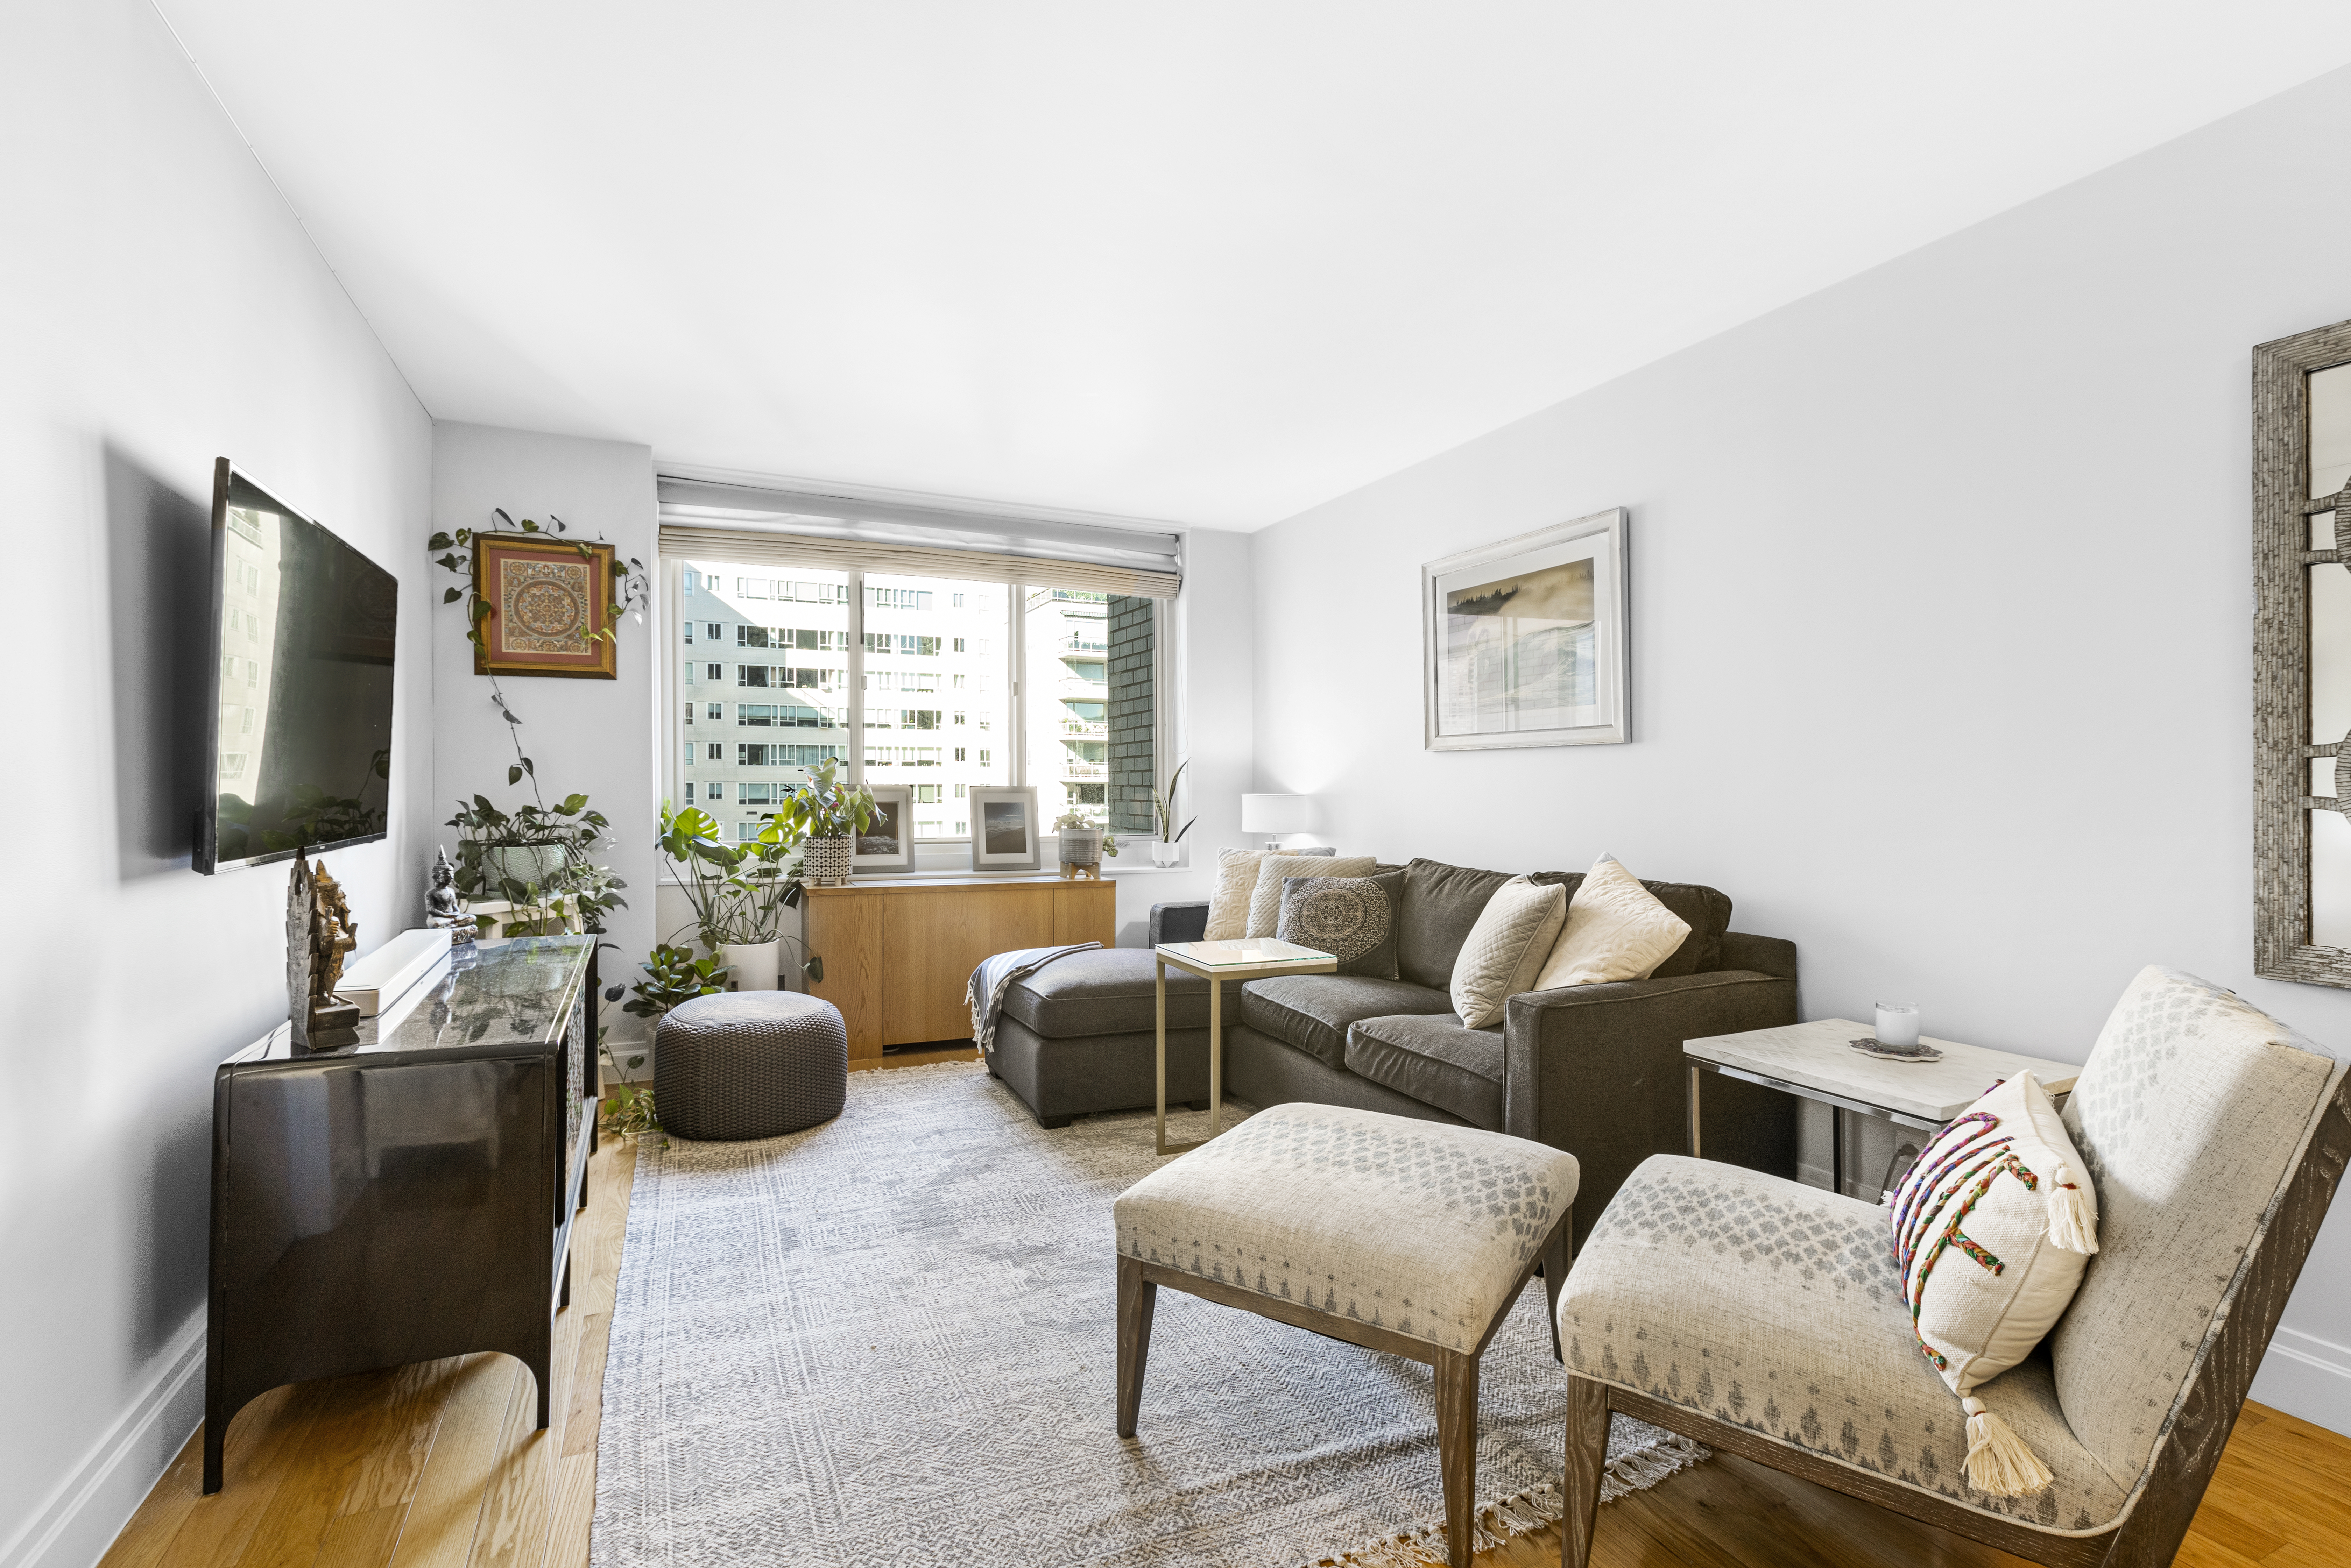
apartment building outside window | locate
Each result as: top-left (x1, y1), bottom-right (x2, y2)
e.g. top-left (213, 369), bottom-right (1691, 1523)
top-left (667, 558), bottom-right (1161, 846)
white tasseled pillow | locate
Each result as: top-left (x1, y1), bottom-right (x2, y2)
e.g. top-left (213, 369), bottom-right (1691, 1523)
top-left (1889, 1070), bottom-right (2099, 1498)
top-left (1448, 876), bottom-right (1569, 1028)
top-left (1532, 854), bottom-right (1690, 991)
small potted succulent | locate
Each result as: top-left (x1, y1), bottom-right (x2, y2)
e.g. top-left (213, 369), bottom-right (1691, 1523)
top-left (770, 756), bottom-right (876, 887)
top-left (1053, 808), bottom-right (1119, 875)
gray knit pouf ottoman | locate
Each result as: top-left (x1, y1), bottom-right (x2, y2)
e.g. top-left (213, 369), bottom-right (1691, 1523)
top-left (655, 991), bottom-right (848, 1140)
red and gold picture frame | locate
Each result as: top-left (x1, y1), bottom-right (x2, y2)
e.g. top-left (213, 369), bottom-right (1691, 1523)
top-left (470, 532), bottom-right (619, 679)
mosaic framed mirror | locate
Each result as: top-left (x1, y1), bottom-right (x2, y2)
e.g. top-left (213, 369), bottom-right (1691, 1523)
top-left (2255, 315), bottom-right (2351, 985)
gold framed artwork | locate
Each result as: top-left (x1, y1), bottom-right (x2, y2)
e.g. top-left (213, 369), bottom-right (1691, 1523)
top-left (470, 532), bottom-right (619, 679)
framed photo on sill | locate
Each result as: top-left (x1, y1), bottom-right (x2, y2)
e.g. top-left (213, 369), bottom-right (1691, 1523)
top-left (471, 532), bottom-right (618, 679)
top-left (968, 786), bottom-right (1042, 872)
top-left (853, 785), bottom-right (915, 874)
top-left (1422, 508), bottom-right (1629, 750)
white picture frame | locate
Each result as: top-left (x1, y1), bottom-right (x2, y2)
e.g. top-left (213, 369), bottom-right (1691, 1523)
top-left (852, 785), bottom-right (915, 873)
top-left (1422, 508), bottom-right (1630, 751)
top-left (968, 786), bottom-right (1042, 872)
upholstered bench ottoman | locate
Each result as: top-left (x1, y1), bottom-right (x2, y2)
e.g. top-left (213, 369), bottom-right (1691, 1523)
top-left (1113, 1102), bottom-right (1579, 1568)
top-left (655, 991), bottom-right (848, 1140)
top-left (986, 947), bottom-right (1237, 1128)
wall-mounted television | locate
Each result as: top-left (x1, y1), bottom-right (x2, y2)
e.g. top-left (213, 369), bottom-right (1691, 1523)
top-left (196, 459), bottom-right (397, 874)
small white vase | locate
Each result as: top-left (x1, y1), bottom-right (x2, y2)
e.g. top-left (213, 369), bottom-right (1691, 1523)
top-left (720, 939), bottom-right (781, 991)
top-left (1149, 841), bottom-right (1182, 868)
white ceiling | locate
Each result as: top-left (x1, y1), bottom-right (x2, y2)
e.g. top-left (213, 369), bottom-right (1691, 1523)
top-left (157, 2), bottom-right (2351, 530)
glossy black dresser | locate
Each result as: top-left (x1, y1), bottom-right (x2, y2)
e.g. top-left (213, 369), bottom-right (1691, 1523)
top-left (205, 935), bottom-right (597, 1493)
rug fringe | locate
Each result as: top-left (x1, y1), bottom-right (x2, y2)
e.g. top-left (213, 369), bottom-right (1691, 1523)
top-left (1300, 1436), bottom-right (1711, 1568)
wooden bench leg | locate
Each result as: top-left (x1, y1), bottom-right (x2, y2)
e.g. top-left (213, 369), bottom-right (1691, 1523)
top-left (1561, 1373), bottom-right (1610, 1567)
top-left (1436, 1349), bottom-right (1478, 1568)
top-left (1540, 1219), bottom-right (1572, 1364)
top-left (1116, 1254), bottom-right (1156, 1438)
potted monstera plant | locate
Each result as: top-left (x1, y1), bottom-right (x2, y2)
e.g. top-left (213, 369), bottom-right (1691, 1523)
top-left (770, 756), bottom-right (876, 887)
top-left (654, 802), bottom-right (808, 989)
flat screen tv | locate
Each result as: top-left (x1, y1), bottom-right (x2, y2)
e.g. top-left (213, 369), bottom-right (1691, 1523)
top-left (196, 459), bottom-right (397, 873)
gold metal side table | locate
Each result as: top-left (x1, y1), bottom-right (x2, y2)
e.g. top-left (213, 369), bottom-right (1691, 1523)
top-left (1153, 938), bottom-right (1337, 1156)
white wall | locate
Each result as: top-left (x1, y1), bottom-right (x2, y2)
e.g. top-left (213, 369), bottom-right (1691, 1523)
top-left (0, 5), bottom-right (433, 1564)
top-left (429, 424), bottom-right (662, 1048)
top-left (1252, 63), bottom-right (2351, 1434)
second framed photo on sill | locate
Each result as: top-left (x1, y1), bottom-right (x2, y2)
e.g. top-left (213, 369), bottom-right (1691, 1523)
top-left (968, 786), bottom-right (1041, 872)
top-left (852, 785), bottom-right (914, 873)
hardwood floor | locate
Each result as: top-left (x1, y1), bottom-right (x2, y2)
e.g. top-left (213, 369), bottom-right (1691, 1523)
top-left (104, 1108), bottom-right (2351, 1568)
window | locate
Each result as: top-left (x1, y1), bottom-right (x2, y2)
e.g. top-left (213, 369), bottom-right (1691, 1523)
top-left (684, 782), bottom-right (695, 802)
top-left (669, 564), bottom-right (1150, 844)
top-left (684, 570), bottom-right (696, 595)
top-left (707, 781), bottom-right (725, 801)
top-left (684, 702), bottom-right (694, 726)
top-left (683, 622), bottom-right (693, 644)
top-left (735, 821), bottom-right (764, 840)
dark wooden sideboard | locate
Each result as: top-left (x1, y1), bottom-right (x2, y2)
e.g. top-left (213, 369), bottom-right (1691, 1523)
top-left (205, 935), bottom-right (597, 1493)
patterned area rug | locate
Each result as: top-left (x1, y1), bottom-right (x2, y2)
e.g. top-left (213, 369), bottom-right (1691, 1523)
top-left (591, 1062), bottom-right (1704, 1568)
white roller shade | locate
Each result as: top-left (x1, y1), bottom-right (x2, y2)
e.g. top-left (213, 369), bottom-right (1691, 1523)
top-left (657, 477), bottom-right (1181, 597)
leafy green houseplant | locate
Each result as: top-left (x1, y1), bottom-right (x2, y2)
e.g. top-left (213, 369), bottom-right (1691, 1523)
top-left (769, 756), bottom-right (876, 886)
top-left (654, 802), bottom-right (817, 988)
top-left (1150, 759), bottom-right (1194, 866)
top-left (593, 944), bottom-right (733, 1143)
top-left (446, 790), bottom-right (628, 934)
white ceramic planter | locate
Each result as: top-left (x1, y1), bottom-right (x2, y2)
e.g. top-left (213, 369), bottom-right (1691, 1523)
top-left (804, 835), bottom-right (853, 886)
top-left (1149, 841), bottom-right (1182, 868)
top-left (720, 939), bottom-right (781, 991)
top-left (480, 843), bottom-right (566, 896)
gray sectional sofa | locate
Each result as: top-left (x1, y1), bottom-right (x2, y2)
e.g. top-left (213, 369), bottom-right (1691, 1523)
top-left (984, 856), bottom-right (1801, 1243)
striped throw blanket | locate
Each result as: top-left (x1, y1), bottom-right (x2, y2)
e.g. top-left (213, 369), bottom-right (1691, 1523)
top-left (967, 942), bottom-right (1101, 1055)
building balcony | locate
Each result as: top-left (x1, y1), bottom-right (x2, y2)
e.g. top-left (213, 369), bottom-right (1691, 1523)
top-left (1060, 761), bottom-right (1106, 779)
top-left (1058, 718), bottom-right (1105, 736)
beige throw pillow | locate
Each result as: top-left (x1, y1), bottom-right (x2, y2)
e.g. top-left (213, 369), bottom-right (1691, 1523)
top-left (1449, 876), bottom-right (1568, 1027)
top-left (1203, 849), bottom-right (1268, 940)
top-left (1534, 855), bottom-right (1691, 990)
top-left (1247, 854), bottom-right (1375, 938)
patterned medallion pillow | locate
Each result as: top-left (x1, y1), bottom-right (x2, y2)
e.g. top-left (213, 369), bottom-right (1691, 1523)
top-left (1202, 847), bottom-right (1334, 940)
top-left (1246, 854), bottom-right (1375, 938)
top-left (1889, 1070), bottom-right (2099, 1497)
top-left (1532, 854), bottom-right (1691, 991)
top-left (1276, 869), bottom-right (1404, 978)
top-left (1449, 876), bottom-right (1568, 1027)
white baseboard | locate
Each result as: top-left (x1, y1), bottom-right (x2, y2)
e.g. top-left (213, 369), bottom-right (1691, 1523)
top-left (2250, 1323), bottom-right (2351, 1436)
top-left (0, 1313), bottom-right (205, 1568)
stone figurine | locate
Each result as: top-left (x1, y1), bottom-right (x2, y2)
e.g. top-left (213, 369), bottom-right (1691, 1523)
top-left (425, 845), bottom-right (480, 944)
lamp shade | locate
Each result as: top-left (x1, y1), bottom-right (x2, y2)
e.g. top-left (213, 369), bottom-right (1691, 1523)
top-left (1240, 793), bottom-right (1313, 834)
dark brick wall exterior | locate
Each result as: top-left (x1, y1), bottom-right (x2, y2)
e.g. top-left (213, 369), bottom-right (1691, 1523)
top-left (1107, 596), bottom-right (1155, 835)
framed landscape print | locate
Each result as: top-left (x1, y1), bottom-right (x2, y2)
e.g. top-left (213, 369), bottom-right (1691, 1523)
top-left (1422, 508), bottom-right (1629, 750)
top-left (471, 532), bottom-right (619, 679)
top-left (968, 786), bottom-right (1041, 872)
top-left (853, 785), bottom-right (915, 873)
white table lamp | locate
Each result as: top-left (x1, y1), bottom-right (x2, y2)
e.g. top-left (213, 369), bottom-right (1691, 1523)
top-left (1241, 793), bottom-right (1313, 851)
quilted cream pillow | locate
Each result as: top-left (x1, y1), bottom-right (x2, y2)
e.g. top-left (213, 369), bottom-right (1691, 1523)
top-left (1533, 854), bottom-right (1690, 990)
top-left (1247, 854), bottom-right (1375, 937)
top-left (1889, 1070), bottom-right (2099, 1497)
top-left (1449, 876), bottom-right (1568, 1027)
top-left (1202, 847), bottom-right (1338, 938)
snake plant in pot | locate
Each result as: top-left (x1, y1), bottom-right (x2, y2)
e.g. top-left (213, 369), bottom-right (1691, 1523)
top-left (655, 803), bottom-right (809, 988)
top-left (768, 756), bottom-right (876, 887)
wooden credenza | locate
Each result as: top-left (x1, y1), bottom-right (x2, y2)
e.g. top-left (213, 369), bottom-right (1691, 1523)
top-left (804, 875), bottom-right (1116, 1058)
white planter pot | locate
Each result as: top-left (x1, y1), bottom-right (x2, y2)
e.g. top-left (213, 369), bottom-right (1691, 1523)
top-left (1149, 841), bottom-right (1182, 868)
top-left (804, 836), bottom-right (853, 887)
top-left (480, 843), bottom-right (566, 896)
top-left (720, 939), bottom-right (781, 991)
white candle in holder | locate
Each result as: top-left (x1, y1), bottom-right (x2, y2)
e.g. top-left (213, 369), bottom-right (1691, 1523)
top-left (1875, 1002), bottom-right (1921, 1049)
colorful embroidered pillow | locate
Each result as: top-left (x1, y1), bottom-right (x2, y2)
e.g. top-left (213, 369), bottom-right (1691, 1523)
top-left (1888, 1070), bottom-right (2099, 1497)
